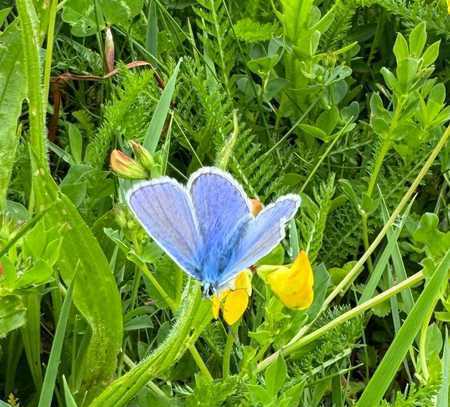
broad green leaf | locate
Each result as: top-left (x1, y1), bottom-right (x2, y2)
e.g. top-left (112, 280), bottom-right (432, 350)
top-left (62, 0), bottom-right (144, 37)
top-left (396, 58), bottom-right (419, 92)
top-left (393, 33), bottom-right (409, 62)
top-left (408, 22), bottom-right (426, 58)
top-left (299, 124), bottom-right (328, 141)
top-left (0, 295), bottom-right (26, 337)
top-left (63, 376), bottom-right (79, 407)
top-left (422, 41), bottom-right (440, 67)
top-left (68, 123), bottom-right (83, 163)
top-left (307, 263), bottom-right (330, 319)
top-left (265, 354), bottom-right (287, 396)
top-left (0, 7), bottom-right (11, 26)
top-left (18, 0), bottom-right (124, 394)
top-left (42, 189), bottom-right (123, 397)
top-left (145, 0), bottom-right (158, 57)
top-left (0, 24), bottom-right (27, 210)
top-left (413, 213), bottom-right (450, 262)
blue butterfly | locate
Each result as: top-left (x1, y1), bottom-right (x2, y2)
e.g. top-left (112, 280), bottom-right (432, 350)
top-left (126, 167), bottom-right (301, 294)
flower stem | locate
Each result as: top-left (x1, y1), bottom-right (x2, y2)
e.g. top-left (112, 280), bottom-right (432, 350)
top-left (419, 307), bottom-right (433, 381)
top-left (90, 281), bottom-right (209, 407)
top-left (223, 323), bottom-right (238, 378)
top-left (138, 262), bottom-right (213, 381)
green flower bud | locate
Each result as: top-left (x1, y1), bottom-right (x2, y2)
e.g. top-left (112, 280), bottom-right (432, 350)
top-left (129, 140), bottom-right (155, 172)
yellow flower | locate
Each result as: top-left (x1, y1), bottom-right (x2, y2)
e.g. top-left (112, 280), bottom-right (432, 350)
top-left (212, 270), bottom-right (252, 325)
top-left (266, 250), bottom-right (314, 310)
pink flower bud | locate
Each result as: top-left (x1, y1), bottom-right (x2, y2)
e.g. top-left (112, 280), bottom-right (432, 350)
top-left (110, 149), bottom-right (148, 179)
top-left (105, 27), bottom-right (115, 74)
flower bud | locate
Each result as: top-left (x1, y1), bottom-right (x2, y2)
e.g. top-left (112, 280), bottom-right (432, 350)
top-left (105, 26), bottom-right (115, 73)
top-left (249, 198), bottom-right (263, 216)
top-left (110, 149), bottom-right (148, 179)
top-left (129, 140), bottom-right (155, 172)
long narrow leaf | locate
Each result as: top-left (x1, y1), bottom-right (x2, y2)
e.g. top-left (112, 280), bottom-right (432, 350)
top-left (357, 251), bottom-right (450, 406)
top-left (359, 199), bottom-right (414, 303)
top-left (437, 328), bottom-right (449, 407)
top-left (38, 283), bottom-right (74, 407)
top-left (143, 59), bottom-right (181, 153)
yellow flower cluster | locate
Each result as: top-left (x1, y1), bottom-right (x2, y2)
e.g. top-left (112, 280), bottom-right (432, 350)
top-left (212, 251), bottom-right (314, 325)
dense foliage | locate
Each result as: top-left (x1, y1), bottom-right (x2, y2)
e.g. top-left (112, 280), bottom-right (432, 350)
top-left (0, 0), bottom-right (449, 406)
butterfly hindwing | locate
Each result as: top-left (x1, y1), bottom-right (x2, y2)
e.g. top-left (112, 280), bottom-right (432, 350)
top-left (220, 195), bottom-right (301, 285)
top-left (127, 179), bottom-right (202, 278)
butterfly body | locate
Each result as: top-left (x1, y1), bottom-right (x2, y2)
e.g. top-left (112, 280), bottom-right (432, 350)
top-left (199, 216), bottom-right (250, 291)
top-left (127, 167), bottom-right (300, 294)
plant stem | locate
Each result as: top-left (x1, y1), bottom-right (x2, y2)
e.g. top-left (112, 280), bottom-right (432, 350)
top-left (418, 308), bottom-right (433, 381)
top-left (223, 323), bottom-right (238, 378)
top-left (90, 281), bottom-right (209, 407)
top-left (138, 262), bottom-right (213, 381)
top-left (257, 271), bottom-right (425, 372)
top-left (190, 345), bottom-right (213, 380)
top-left (138, 263), bottom-right (177, 310)
top-left (300, 119), bottom-right (352, 194)
top-left (361, 213), bottom-right (373, 272)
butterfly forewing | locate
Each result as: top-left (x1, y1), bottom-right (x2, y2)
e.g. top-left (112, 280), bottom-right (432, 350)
top-left (127, 179), bottom-right (202, 278)
top-left (188, 168), bottom-right (251, 249)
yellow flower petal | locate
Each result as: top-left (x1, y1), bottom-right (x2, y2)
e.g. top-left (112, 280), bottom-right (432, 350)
top-left (211, 289), bottom-right (230, 319)
top-left (234, 269), bottom-right (252, 296)
top-left (222, 289), bottom-right (249, 325)
top-left (267, 250), bottom-right (314, 310)
top-left (210, 271), bottom-right (253, 325)
top-left (212, 295), bottom-right (221, 319)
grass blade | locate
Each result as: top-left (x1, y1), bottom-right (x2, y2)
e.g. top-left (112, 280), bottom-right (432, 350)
top-left (358, 198), bottom-right (413, 303)
top-left (63, 375), bottom-right (78, 407)
top-left (437, 328), bottom-right (449, 407)
top-left (143, 59), bottom-right (181, 153)
top-left (38, 282), bottom-right (74, 407)
top-left (357, 251), bottom-right (450, 406)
